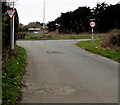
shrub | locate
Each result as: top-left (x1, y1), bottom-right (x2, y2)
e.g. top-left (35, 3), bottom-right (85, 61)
top-left (111, 34), bottom-right (120, 46)
top-left (100, 37), bottom-right (112, 48)
top-left (100, 29), bottom-right (120, 48)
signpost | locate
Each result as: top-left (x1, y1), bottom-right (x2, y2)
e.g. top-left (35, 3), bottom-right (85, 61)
top-left (90, 21), bottom-right (96, 45)
top-left (7, 10), bottom-right (16, 50)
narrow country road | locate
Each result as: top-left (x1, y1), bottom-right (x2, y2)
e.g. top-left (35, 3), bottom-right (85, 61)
top-left (17, 40), bottom-right (118, 103)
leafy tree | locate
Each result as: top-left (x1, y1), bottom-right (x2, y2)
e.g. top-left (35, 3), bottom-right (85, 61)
top-left (48, 6), bottom-right (91, 34)
top-left (47, 2), bottom-right (120, 33)
top-left (92, 2), bottom-right (120, 32)
top-left (72, 6), bottom-right (91, 33)
top-left (47, 21), bottom-right (56, 32)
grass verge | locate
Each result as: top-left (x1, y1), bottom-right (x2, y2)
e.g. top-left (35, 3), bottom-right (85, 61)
top-left (25, 34), bottom-right (43, 39)
top-left (75, 40), bottom-right (120, 62)
top-left (18, 33), bottom-right (110, 40)
top-left (21, 34), bottom-right (93, 40)
top-left (2, 45), bottom-right (27, 105)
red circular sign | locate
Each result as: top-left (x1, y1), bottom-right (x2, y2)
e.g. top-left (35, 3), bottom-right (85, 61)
top-left (90, 21), bottom-right (96, 28)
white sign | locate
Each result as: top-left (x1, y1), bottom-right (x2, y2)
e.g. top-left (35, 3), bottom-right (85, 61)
top-left (7, 10), bottom-right (16, 19)
top-left (28, 28), bottom-right (35, 31)
top-left (90, 21), bottom-right (96, 28)
top-left (35, 28), bottom-right (40, 31)
top-left (28, 28), bottom-right (40, 31)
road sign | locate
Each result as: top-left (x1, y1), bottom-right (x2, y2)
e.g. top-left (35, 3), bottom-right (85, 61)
top-left (90, 19), bottom-right (95, 21)
top-left (90, 21), bottom-right (96, 28)
top-left (6, 10), bottom-right (16, 19)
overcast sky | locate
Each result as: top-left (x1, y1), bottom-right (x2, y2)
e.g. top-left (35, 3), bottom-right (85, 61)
top-left (14, 0), bottom-right (119, 25)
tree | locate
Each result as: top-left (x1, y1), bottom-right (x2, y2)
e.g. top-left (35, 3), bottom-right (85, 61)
top-left (55, 12), bottom-right (72, 33)
top-left (92, 2), bottom-right (120, 32)
top-left (72, 6), bottom-right (91, 33)
top-left (47, 6), bottom-right (91, 34)
top-left (47, 2), bottom-right (120, 34)
top-left (47, 21), bottom-right (56, 32)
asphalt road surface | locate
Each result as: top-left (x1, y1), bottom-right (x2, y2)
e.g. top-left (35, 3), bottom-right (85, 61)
top-left (17, 40), bottom-right (118, 103)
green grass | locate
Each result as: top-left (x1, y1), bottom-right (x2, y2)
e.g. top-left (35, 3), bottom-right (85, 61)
top-left (18, 33), bottom-right (109, 40)
top-left (21, 34), bottom-right (92, 40)
top-left (56, 34), bottom-right (91, 39)
top-left (2, 45), bottom-right (27, 105)
top-left (0, 73), bottom-right (1, 104)
top-left (23, 37), bottom-right (91, 40)
top-left (76, 40), bottom-right (120, 62)
top-left (25, 34), bottom-right (43, 39)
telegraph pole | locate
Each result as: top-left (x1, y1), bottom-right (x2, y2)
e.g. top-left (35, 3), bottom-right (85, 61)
top-left (43, 0), bottom-right (45, 37)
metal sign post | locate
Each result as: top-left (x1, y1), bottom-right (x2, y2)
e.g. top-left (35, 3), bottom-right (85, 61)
top-left (7, 10), bottom-right (16, 50)
top-left (90, 21), bottom-right (96, 45)
top-left (10, 19), bottom-right (13, 50)
top-left (92, 27), bottom-right (94, 45)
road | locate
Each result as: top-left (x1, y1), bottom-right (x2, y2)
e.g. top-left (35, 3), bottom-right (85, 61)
top-left (17, 40), bottom-right (118, 103)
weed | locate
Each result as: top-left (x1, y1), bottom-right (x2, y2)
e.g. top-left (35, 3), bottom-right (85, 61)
top-left (2, 46), bottom-right (27, 105)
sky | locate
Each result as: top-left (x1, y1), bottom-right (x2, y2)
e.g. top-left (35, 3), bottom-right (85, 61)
top-left (14, 0), bottom-right (120, 25)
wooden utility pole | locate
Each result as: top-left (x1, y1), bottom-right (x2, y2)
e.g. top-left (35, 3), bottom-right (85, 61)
top-left (43, 0), bottom-right (45, 37)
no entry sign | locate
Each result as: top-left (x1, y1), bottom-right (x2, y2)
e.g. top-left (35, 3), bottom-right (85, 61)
top-left (7, 10), bottom-right (16, 19)
top-left (90, 21), bottom-right (96, 28)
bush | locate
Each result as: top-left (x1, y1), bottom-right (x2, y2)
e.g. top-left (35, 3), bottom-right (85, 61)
top-left (100, 37), bottom-right (112, 48)
top-left (111, 34), bottom-right (120, 46)
top-left (110, 29), bottom-right (120, 46)
top-left (100, 29), bottom-right (120, 48)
